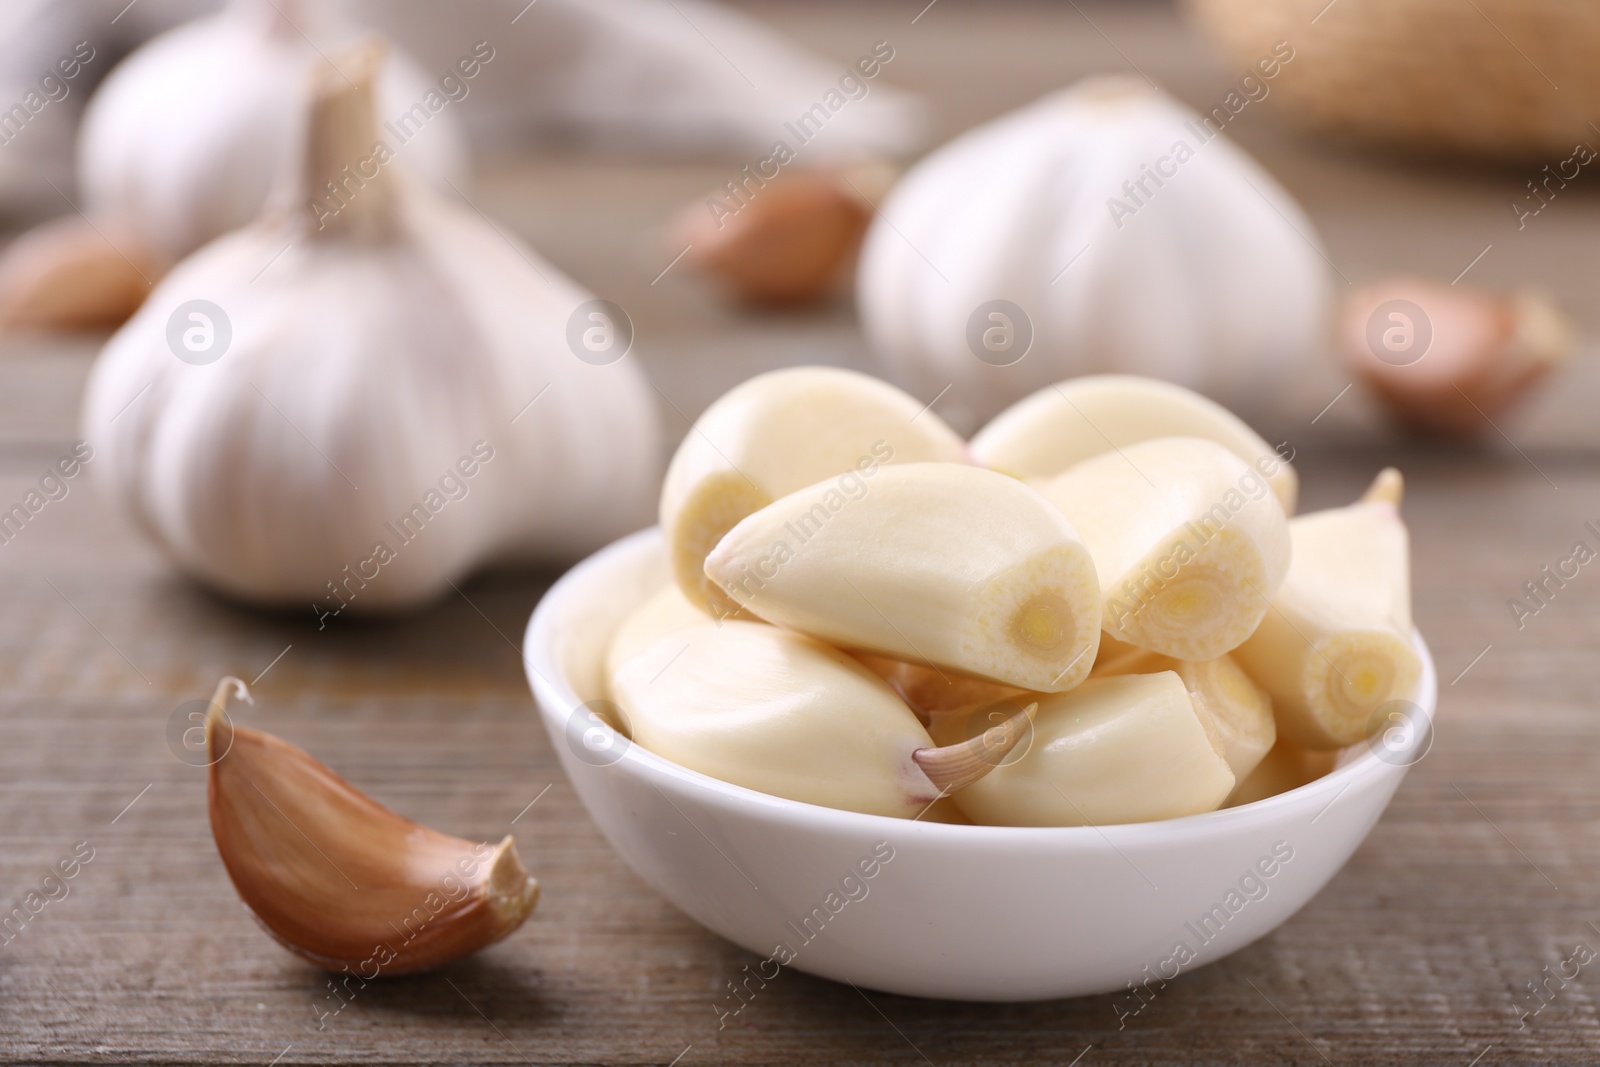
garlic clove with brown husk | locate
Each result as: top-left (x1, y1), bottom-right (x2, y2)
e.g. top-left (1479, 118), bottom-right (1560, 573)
top-left (669, 166), bottom-right (889, 306)
top-left (81, 43), bottom-right (660, 612)
top-left (0, 216), bottom-right (163, 332)
top-left (204, 677), bottom-right (538, 975)
top-left (1339, 276), bottom-right (1574, 437)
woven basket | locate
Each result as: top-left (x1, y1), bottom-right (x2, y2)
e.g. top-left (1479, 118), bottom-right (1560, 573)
top-left (1183, 0), bottom-right (1600, 162)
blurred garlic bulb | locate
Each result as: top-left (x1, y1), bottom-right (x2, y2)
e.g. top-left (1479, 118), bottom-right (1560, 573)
top-left (82, 45), bottom-right (659, 613)
top-left (78, 0), bottom-right (466, 264)
top-left (857, 76), bottom-right (1330, 430)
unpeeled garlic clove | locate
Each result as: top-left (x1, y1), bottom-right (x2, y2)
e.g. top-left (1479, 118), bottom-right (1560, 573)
top-left (0, 216), bottom-right (162, 332)
top-left (704, 463), bottom-right (1101, 692)
top-left (1038, 437), bottom-right (1291, 661)
top-left (608, 621), bottom-right (1029, 818)
top-left (205, 677), bottom-right (538, 975)
top-left (1232, 470), bottom-right (1421, 750)
top-left (932, 673), bottom-right (1235, 827)
top-left (971, 375), bottom-right (1298, 514)
top-left (669, 167), bottom-right (882, 306)
top-left (660, 366), bottom-right (967, 618)
top-left (1089, 643), bottom-right (1276, 782)
top-left (1339, 277), bottom-right (1573, 438)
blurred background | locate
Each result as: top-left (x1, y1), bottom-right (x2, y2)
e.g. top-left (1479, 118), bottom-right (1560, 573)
top-left (2, 1), bottom-right (1598, 1063)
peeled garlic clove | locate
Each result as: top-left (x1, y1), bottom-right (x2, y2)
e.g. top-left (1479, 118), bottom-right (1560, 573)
top-left (204, 678), bottom-right (538, 975)
top-left (0, 216), bottom-right (162, 332)
top-left (1039, 437), bottom-right (1290, 661)
top-left (971, 375), bottom-right (1297, 514)
top-left (604, 582), bottom-right (714, 683)
top-left (670, 168), bottom-right (876, 306)
top-left (853, 652), bottom-right (1026, 720)
top-left (1227, 739), bottom-right (1338, 808)
top-left (1090, 646), bottom-right (1275, 782)
top-left (660, 366), bottom-right (966, 618)
top-left (1340, 277), bottom-right (1573, 437)
top-left (704, 463), bottom-right (1101, 692)
top-left (609, 621), bottom-right (1029, 818)
top-left (934, 673), bottom-right (1235, 827)
top-left (1233, 469), bottom-right (1421, 750)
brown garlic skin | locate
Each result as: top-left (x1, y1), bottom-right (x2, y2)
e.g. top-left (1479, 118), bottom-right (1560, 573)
top-left (0, 217), bottom-right (162, 332)
top-left (205, 678), bottom-right (538, 975)
top-left (1340, 276), bottom-right (1573, 437)
top-left (669, 168), bottom-right (880, 306)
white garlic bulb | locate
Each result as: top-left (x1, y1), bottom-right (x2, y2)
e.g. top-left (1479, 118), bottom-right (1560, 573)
top-left (78, 0), bottom-right (466, 265)
top-left (81, 46), bottom-right (659, 615)
top-left (857, 76), bottom-right (1330, 430)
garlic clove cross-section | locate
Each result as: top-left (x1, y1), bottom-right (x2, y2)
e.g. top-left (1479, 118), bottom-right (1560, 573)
top-left (971, 375), bottom-right (1298, 514)
top-left (932, 672), bottom-right (1235, 827)
top-left (204, 677), bottom-right (538, 975)
top-left (704, 463), bottom-right (1101, 692)
top-left (608, 621), bottom-right (1031, 818)
top-left (1232, 469), bottom-right (1421, 750)
top-left (1039, 437), bottom-right (1291, 662)
top-left (659, 366), bottom-right (967, 619)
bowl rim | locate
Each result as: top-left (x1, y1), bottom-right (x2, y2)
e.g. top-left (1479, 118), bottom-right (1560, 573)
top-left (524, 526), bottom-right (1437, 848)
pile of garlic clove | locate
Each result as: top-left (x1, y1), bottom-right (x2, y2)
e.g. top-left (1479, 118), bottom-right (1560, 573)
top-left (604, 367), bottom-right (1422, 827)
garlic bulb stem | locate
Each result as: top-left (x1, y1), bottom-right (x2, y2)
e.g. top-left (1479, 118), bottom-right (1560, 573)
top-left (301, 42), bottom-right (395, 240)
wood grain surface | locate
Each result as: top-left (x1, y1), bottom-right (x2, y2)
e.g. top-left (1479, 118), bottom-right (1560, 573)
top-left (3, 2), bottom-right (1600, 1063)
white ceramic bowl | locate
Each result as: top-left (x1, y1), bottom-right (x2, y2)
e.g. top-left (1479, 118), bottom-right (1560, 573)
top-left (523, 528), bottom-right (1437, 1001)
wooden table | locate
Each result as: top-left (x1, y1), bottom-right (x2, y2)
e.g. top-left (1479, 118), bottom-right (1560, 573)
top-left (3, 2), bottom-right (1599, 1063)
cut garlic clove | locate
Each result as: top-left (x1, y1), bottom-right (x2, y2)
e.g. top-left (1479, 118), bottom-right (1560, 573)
top-left (660, 367), bottom-right (967, 618)
top-left (1039, 437), bottom-right (1290, 662)
top-left (971, 376), bottom-right (1298, 513)
top-left (604, 582), bottom-right (714, 684)
top-left (704, 463), bottom-right (1101, 692)
top-left (1227, 739), bottom-right (1338, 807)
top-left (205, 677), bottom-right (538, 975)
top-left (853, 652), bottom-right (1027, 721)
top-left (932, 673), bottom-right (1235, 827)
top-left (1090, 647), bottom-right (1275, 782)
top-left (1232, 469), bottom-right (1421, 750)
top-left (609, 621), bottom-right (1028, 818)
